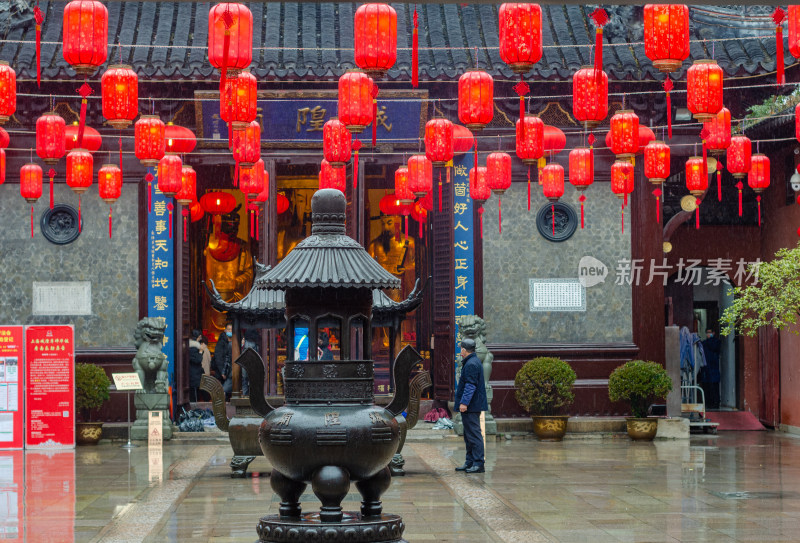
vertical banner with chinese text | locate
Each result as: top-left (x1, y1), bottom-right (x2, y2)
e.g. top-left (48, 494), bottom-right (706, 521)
top-left (148, 167), bottom-right (175, 388)
top-left (24, 325), bottom-right (74, 449)
top-left (452, 154), bottom-right (475, 364)
top-left (0, 326), bottom-right (23, 449)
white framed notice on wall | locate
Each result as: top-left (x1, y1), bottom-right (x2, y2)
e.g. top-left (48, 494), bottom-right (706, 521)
top-left (32, 282), bottom-right (92, 316)
top-left (529, 279), bottom-right (586, 312)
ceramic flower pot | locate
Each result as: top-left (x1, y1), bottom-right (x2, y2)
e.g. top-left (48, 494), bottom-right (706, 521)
top-left (625, 417), bottom-right (658, 441)
top-left (532, 415), bottom-right (569, 441)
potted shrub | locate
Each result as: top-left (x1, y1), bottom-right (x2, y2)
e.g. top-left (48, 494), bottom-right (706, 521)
top-left (514, 357), bottom-right (576, 441)
top-left (608, 360), bottom-right (673, 441)
top-left (75, 363), bottom-right (111, 445)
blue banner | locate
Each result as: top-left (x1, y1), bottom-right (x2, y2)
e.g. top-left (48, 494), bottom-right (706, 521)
top-left (199, 94), bottom-right (423, 146)
top-left (147, 167), bottom-right (176, 387)
top-left (453, 154), bottom-right (475, 362)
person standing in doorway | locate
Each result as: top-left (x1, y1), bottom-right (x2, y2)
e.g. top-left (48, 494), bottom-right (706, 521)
top-left (700, 328), bottom-right (721, 409)
top-left (214, 323), bottom-right (234, 400)
top-left (188, 330), bottom-right (204, 403)
top-left (454, 338), bottom-right (488, 474)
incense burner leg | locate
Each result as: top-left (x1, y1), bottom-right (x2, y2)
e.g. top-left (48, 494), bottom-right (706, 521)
top-left (355, 466), bottom-right (392, 518)
top-left (270, 469), bottom-right (306, 519)
top-left (312, 466), bottom-right (350, 523)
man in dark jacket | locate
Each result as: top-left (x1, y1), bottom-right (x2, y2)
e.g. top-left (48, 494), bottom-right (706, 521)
top-left (454, 338), bottom-right (488, 473)
top-left (213, 324), bottom-right (234, 400)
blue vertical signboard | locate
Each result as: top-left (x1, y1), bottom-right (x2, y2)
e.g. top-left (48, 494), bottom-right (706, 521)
top-left (452, 153), bottom-right (475, 362)
top-left (147, 168), bottom-right (176, 388)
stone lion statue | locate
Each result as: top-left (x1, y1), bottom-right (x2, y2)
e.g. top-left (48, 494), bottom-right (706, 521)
top-left (132, 317), bottom-right (169, 394)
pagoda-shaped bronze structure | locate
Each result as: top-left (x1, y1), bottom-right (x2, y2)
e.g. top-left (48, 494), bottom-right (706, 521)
top-left (239, 189), bottom-right (417, 543)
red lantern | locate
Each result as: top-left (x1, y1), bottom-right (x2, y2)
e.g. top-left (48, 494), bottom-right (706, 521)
top-left (65, 122), bottom-right (101, 152)
top-left (789, 6), bottom-right (800, 59)
top-left (469, 166), bottom-right (490, 204)
top-left (323, 119), bottom-right (352, 168)
top-left (239, 160), bottom-right (264, 198)
top-left (190, 202), bottom-right (205, 222)
top-left (498, 3), bottom-right (543, 74)
top-left (687, 60), bottom-right (724, 123)
top-left (36, 112), bottom-right (66, 165)
top-left (21, 163), bottom-right (42, 202)
top-left (486, 152), bottom-right (512, 195)
top-left (541, 164), bottom-right (564, 201)
top-left (609, 110), bottom-right (639, 158)
top-left (66, 148), bottom-right (93, 194)
top-left (0, 149), bottom-right (5, 185)
top-left (338, 70), bottom-right (373, 134)
top-left (643, 4), bottom-right (690, 73)
top-left (135, 115), bottom-right (166, 167)
top-left (408, 155), bottom-right (433, 196)
top-left (158, 154), bottom-right (183, 197)
top-left (638, 126), bottom-right (656, 151)
top-left (704, 107), bottom-right (731, 155)
top-left (232, 120), bottom-right (260, 168)
top-left (353, 3), bottom-right (397, 78)
top-left (0, 61), bottom-right (16, 125)
top-left (685, 156), bottom-right (707, 196)
top-left (250, 162), bottom-right (269, 205)
top-left (101, 65), bottom-right (138, 130)
top-left (62, 0), bottom-right (108, 75)
top-left (220, 69), bottom-right (257, 131)
top-left (276, 193), bottom-right (290, 214)
top-left (644, 140), bottom-right (670, 184)
top-left (516, 116), bottom-right (544, 165)
top-left (543, 126), bottom-right (566, 156)
top-left (319, 159), bottom-right (347, 192)
top-left (394, 165), bottom-right (414, 205)
top-left (748, 154), bottom-right (770, 193)
top-left (453, 124), bottom-right (475, 154)
top-left (458, 70), bottom-right (494, 131)
top-left (0, 126), bottom-right (7, 149)
top-left (796, 103), bottom-right (800, 142)
top-left (611, 160), bottom-right (635, 199)
top-left (379, 193), bottom-right (403, 216)
top-left (727, 135), bottom-right (752, 179)
top-left (200, 191), bottom-right (236, 215)
top-left (176, 166), bottom-right (197, 205)
top-left (208, 3), bottom-right (253, 77)
top-left (98, 164), bottom-right (122, 203)
top-left (569, 148), bottom-right (594, 190)
top-left (165, 123), bottom-right (197, 155)
top-left (572, 66), bottom-right (608, 128)
top-left (425, 118), bottom-right (454, 167)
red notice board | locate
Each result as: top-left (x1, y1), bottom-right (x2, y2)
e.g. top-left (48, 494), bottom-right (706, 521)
top-left (24, 326), bottom-right (75, 449)
top-left (0, 326), bottom-right (24, 450)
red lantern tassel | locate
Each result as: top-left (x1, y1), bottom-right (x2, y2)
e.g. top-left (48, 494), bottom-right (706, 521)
top-left (479, 206), bottom-right (484, 239)
top-left (249, 208), bottom-right (254, 238)
top-left (579, 194), bottom-right (586, 228)
top-left (438, 170), bottom-right (442, 213)
top-left (737, 182), bottom-right (743, 216)
top-left (48, 170), bottom-right (54, 209)
top-left (411, 7), bottom-right (419, 88)
top-left (34, 5), bottom-right (43, 88)
top-left (119, 135), bottom-right (124, 181)
top-left (695, 199), bottom-right (701, 229)
top-left (498, 197), bottom-right (502, 234)
top-left (621, 203), bottom-right (624, 234)
top-left (167, 203), bottom-right (173, 239)
top-left (653, 188), bottom-right (662, 224)
top-left (717, 170), bottom-right (722, 202)
top-left (404, 215), bottom-right (409, 239)
top-left (777, 26), bottom-right (785, 86)
top-left (147, 179), bottom-right (152, 212)
top-left (234, 161), bottom-right (239, 187)
top-left (78, 196), bottom-right (82, 232)
top-left (757, 195), bottom-right (762, 226)
top-left (30, 205), bottom-right (34, 238)
top-left (702, 141), bottom-right (708, 179)
top-left (419, 218), bottom-right (423, 239)
top-left (623, 192), bottom-right (628, 208)
top-left (109, 207), bottom-right (113, 239)
top-left (256, 209), bottom-right (260, 241)
top-left (77, 97), bottom-right (88, 148)
top-left (551, 203), bottom-right (555, 236)
top-left (595, 28), bottom-right (603, 73)
top-left (371, 85), bottom-right (379, 147)
top-left (527, 166), bottom-right (531, 211)
top-left (663, 79), bottom-right (673, 140)
top-left (352, 141), bottom-right (361, 190)
top-left (519, 94), bottom-right (525, 141)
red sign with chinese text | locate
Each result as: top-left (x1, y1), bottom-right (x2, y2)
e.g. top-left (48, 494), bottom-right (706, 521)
top-left (24, 326), bottom-right (75, 448)
top-left (0, 326), bottom-right (24, 450)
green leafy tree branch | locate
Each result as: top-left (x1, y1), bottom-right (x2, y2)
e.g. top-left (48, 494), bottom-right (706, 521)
top-left (721, 242), bottom-right (800, 337)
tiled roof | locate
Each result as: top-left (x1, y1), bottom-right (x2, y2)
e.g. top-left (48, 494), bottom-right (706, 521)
top-left (1, 3), bottom-right (786, 81)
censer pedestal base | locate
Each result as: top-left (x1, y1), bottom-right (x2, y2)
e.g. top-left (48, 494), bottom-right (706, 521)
top-left (256, 512), bottom-right (406, 542)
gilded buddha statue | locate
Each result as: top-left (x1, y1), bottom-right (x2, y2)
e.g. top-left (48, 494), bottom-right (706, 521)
top-left (203, 204), bottom-right (254, 342)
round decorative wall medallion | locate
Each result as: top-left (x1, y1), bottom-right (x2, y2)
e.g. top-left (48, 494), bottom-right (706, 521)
top-left (536, 202), bottom-right (578, 242)
top-left (41, 204), bottom-right (81, 245)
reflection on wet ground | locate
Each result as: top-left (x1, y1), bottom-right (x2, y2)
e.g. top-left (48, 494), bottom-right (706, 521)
top-left (5, 431), bottom-right (800, 542)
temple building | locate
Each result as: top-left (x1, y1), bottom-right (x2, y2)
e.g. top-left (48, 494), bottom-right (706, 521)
top-left (0, 2), bottom-right (798, 430)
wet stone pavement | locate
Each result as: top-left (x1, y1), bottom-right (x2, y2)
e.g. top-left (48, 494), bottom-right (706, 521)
top-left (20, 430), bottom-right (800, 542)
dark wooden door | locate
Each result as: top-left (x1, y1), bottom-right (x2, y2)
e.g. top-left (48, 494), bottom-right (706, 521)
top-left (431, 166), bottom-right (454, 401)
top-left (758, 326), bottom-right (780, 427)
